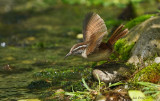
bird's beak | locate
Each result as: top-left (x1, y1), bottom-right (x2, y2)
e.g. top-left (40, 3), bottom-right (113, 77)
top-left (64, 52), bottom-right (72, 59)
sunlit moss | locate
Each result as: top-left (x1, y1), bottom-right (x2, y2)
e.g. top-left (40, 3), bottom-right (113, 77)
top-left (132, 63), bottom-right (160, 83)
top-left (109, 14), bottom-right (156, 61)
top-left (110, 39), bottom-right (135, 61)
top-left (125, 14), bottom-right (156, 29)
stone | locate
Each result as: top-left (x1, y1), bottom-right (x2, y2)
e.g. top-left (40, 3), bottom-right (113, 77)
top-left (125, 16), bottom-right (160, 65)
top-left (154, 57), bottom-right (160, 63)
top-left (92, 62), bottom-right (131, 84)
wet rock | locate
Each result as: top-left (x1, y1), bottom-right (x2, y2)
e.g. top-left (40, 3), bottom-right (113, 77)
top-left (126, 16), bottom-right (160, 65)
top-left (92, 62), bottom-right (131, 84)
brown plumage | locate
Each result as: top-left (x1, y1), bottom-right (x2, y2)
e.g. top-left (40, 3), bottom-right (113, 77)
top-left (83, 13), bottom-right (108, 56)
top-left (83, 13), bottom-right (107, 42)
top-left (108, 24), bottom-right (128, 45)
top-left (65, 12), bottom-right (128, 61)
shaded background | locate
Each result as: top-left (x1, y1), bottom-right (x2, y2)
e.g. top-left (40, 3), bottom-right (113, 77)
top-left (0, 0), bottom-right (159, 100)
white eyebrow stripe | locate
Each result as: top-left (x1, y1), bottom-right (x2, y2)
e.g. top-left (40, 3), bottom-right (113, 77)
top-left (73, 45), bottom-right (87, 51)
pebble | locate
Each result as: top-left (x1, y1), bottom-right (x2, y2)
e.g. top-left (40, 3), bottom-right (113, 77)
top-left (154, 57), bottom-right (160, 64)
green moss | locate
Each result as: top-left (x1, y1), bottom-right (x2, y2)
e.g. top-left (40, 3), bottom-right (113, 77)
top-left (132, 63), bottom-right (160, 83)
top-left (125, 14), bottom-right (155, 29)
top-left (32, 66), bottom-right (93, 91)
top-left (114, 39), bottom-right (126, 52)
top-left (120, 42), bottom-right (135, 61)
top-left (109, 14), bottom-right (156, 61)
top-left (110, 39), bottom-right (135, 61)
top-left (28, 80), bottom-right (51, 89)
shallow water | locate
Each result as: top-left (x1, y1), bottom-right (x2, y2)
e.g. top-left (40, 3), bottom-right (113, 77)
top-left (0, 1), bottom-right (158, 100)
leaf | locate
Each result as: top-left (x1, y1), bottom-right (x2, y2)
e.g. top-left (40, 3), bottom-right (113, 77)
top-left (82, 78), bottom-right (91, 91)
top-left (128, 90), bottom-right (153, 101)
top-left (128, 90), bottom-right (145, 101)
top-left (137, 82), bottom-right (159, 89)
top-left (109, 81), bottom-right (124, 88)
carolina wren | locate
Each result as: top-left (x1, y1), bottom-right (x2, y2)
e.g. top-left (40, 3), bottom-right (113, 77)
top-left (65, 12), bottom-right (128, 62)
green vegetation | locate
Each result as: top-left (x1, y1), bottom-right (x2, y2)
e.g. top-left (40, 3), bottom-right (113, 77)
top-left (136, 82), bottom-right (160, 98)
top-left (31, 66), bottom-right (93, 91)
top-left (35, 0), bottom-right (153, 7)
top-left (64, 78), bottom-right (99, 100)
top-left (109, 14), bottom-right (157, 61)
top-left (110, 39), bottom-right (135, 61)
top-left (58, 78), bottom-right (123, 100)
top-left (52, 78), bottom-right (160, 101)
top-left (132, 63), bottom-right (160, 83)
top-left (129, 82), bottom-right (160, 101)
top-left (125, 14), bottom-right (156, 29)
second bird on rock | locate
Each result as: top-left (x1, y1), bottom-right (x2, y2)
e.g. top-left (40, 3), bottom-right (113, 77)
top-left (65, 12), bottom-right (129, 62)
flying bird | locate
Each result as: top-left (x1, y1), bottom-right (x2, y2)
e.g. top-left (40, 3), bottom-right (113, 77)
top-left (65, 12), bottom-right (128, 61)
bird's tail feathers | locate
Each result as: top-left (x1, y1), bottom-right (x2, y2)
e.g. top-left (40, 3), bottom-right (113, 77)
top-left (108, 24), bottom-right (129, 45)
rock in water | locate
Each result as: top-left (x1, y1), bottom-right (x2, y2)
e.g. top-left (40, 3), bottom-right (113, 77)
top-left (92, 63), bottom-right (131, 84)
top-left (126, 16), bottom-right (160, 65)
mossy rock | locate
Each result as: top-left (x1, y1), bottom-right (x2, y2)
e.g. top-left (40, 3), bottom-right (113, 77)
top-left (109, 14), bottom-right (155, 61)
top-left (132, 63), bottom-right (160, 83)
top-left (126, 15), bottom-right (160, 65)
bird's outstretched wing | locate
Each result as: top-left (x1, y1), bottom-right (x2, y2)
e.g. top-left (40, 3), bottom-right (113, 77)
top-left (82, 12), bottom-right (107, 56)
